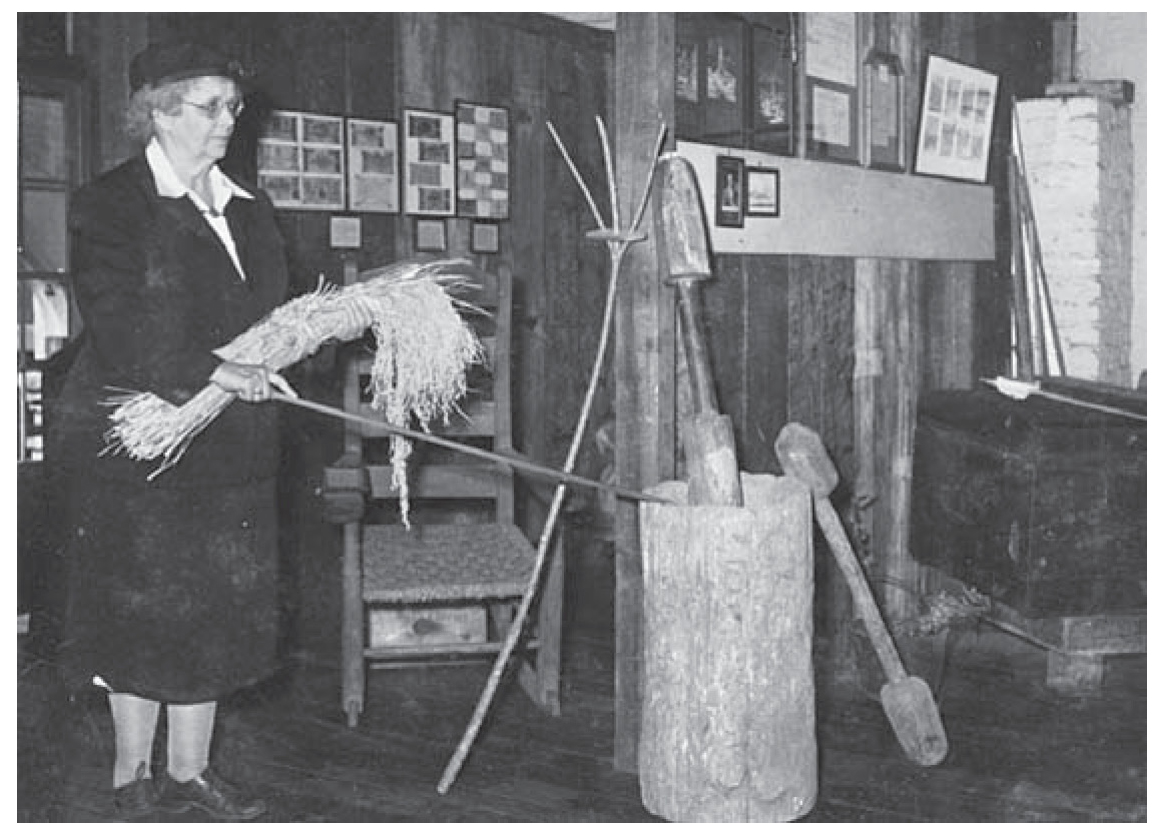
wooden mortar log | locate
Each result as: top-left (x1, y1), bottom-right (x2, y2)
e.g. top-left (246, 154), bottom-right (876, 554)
top-left (639, 473), bottom-right (817, 822)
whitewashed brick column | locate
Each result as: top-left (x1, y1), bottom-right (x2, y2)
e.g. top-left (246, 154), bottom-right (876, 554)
top-left (1015, 94), bottom-right (1133, 384)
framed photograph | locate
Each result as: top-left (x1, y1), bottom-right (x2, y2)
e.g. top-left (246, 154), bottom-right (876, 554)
top-left (347, 118), bottom-right (398, 213)
top-left (455, 101), bottom-right (509, 219)
top-left (714, 155), bottom-right (746, 228)
top-left (674, 14), bottom-right (702, 140)
top-left (744, 166), bottom-right (780, 217)
top-left (701, 14), bottom-right (748, 147)
top-left (470, 221), bottom-right (501, 254)
top-left (415, 218), bottom-right (447, 252)
top-left (258, 109), bottom-right (345, 210)
top-left (914, 54), bottom-right (999, 183)
top-left (403, 108), bottom-right (455, 216)
top-left (864, 50), bottom-right (905, 172)
top-left (750, 17), bottom-right (796, 155)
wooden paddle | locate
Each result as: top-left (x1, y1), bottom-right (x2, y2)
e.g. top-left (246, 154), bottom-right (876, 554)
top-left (656, 153), bottom-right (743, 506)
top-left (775, 421), bottom-right (949, 767)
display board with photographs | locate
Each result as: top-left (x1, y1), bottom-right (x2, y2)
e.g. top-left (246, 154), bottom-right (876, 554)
top-left (347, 118), bottom-right (399, 213)
top-left (258, 110), bottom-right (345, 211)
top-left (402, 108), bottom-right (455, 216)
top-left (915, 54), bottom-right (998, 183)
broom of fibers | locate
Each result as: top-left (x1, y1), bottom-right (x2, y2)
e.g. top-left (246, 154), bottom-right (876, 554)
top-left (436, 117), bottom-right (667, 795)
top-left (102, 258), bottom-right (484, 522)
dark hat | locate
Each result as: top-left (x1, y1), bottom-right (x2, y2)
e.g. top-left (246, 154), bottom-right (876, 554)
top-left (129, 41), bottom-right (247, 93)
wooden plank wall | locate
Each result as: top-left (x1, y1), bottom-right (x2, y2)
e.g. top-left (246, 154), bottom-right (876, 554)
top-left (684, 12), bottom-right (1057, 647)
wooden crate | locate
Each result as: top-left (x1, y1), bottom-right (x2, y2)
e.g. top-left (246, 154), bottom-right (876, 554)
top-left (911, 386), bottom-right (1145, 619)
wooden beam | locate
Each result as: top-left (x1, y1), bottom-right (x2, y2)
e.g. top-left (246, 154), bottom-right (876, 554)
top-left (675, 142), bottom-right (995, 262)
top-left (612, 11), bottom-right (675, 774)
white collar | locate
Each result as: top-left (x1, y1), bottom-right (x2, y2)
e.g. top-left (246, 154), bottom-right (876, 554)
top-left (145, 138), bottom-right (253, 215)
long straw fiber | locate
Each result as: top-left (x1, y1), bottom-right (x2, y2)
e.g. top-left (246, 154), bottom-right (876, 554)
top-left (103, 258), bottom-right (483, 517)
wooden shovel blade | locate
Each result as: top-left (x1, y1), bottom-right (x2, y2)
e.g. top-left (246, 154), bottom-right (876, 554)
top-left (879, 675), bottom-right (949, 767)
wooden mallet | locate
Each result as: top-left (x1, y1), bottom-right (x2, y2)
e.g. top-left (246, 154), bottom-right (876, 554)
top-left (775, 421), bottom-right (948, 767)
top-left (656, 153), bottom-right (743, 507)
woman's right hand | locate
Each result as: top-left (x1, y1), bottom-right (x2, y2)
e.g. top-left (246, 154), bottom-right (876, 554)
top-left (210, 361), bottom-right (299, 403)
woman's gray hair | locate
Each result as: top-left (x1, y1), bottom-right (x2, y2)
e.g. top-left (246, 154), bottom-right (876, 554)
top-left (124, 78), bottom-right (197, 145)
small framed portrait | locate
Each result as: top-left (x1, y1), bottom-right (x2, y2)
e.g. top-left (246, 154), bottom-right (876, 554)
top-left (714, 155), bottom-right (746, 228)
top-left (470, 221), bottom-right (501, 254)
top-left (745, 166), bottom-right (780, 217)
top-left (414, 218), bottom-right (447, 252)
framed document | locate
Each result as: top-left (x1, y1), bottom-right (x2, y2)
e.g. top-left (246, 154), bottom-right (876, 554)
top-left (402, 108), bottom-right (455, 216)
top-left (802, 12), bottom-right (860, 164)
top-left (864, 50), bottom-right (905, 172)
top-left (744, 166), bottom-right (780, 217)
top-left (470, 221), bottom-right (501, 254)
top-left (914, 54), bottom-right (999, 183)
top-left (347, 118), bottom-right (398, 213)
top-left (415, 217), bottom-right (447, 252)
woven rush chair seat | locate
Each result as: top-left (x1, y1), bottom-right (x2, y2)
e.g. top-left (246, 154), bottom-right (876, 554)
top-left (322, 263), bottom-right (563, 729)
top-left (362, 522), bottom-right (536, 604)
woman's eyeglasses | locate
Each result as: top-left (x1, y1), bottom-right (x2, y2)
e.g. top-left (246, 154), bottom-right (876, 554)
top-left (182, 97), bottom-right (245, 121)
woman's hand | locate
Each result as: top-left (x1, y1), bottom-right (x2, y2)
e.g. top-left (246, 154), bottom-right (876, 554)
top-left (211, 361), bottom-right (299, 403)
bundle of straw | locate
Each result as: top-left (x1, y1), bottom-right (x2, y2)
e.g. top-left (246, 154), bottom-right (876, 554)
top-left (104, 258), bottom-right (484, 514)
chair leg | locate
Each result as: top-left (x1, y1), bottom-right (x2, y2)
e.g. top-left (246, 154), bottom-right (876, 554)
top-left (536, 533), bottom-right (564, 716)
top-left (341, 522), bottom-right (365, 728)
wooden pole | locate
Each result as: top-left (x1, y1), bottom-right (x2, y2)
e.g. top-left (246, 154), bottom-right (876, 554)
top-left (1008, 144), bottom-right (1035, 379)
top-left (612, 11), bottom-right (676, 773)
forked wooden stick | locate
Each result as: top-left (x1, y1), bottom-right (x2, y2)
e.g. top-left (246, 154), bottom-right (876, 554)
top-left (437, 117), bottom-right (668, 794)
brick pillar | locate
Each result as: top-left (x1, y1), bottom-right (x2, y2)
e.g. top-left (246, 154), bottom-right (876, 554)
top-left (1015, 91), bottom-right (1133, 384)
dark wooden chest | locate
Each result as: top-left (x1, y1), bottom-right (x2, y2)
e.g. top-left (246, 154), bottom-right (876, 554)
top-left (911, 384), bottom-right (1146, 619)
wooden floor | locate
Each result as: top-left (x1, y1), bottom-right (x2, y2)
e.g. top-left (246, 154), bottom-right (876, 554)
top-left (15, 419), bottom-right (1149, 823)
top-left (16, 523), bottom-right (1147, 823)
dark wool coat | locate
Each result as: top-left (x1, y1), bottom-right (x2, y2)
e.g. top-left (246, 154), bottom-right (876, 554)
top-left (53, 154), bottom-right (291, 703)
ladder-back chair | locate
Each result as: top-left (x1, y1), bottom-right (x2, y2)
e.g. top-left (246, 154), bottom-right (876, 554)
top-left (322, 264), bottom-right (563, 729)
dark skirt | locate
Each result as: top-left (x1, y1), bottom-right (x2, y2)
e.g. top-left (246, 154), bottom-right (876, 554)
top-left (59, 473), bottom-right (281, 704)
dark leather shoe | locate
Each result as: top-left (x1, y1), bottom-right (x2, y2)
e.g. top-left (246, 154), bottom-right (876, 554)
top-left (113, 765), bottom-right (159, 821)
top-left (157, 768), bottom-right (267, 821)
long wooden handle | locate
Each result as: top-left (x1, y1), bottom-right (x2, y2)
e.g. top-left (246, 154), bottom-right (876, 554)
top-left (813, 494), bottom-right (908, 683)
top-left (675, 282), bottom-right (719, 414)
top-left (657, 154), bottom-right (743, 507)
top-left (273, 392), bottom-right (666, 505)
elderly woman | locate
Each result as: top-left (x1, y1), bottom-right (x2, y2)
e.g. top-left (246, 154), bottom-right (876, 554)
top-left (53, 42), bottom-right (295, 821)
